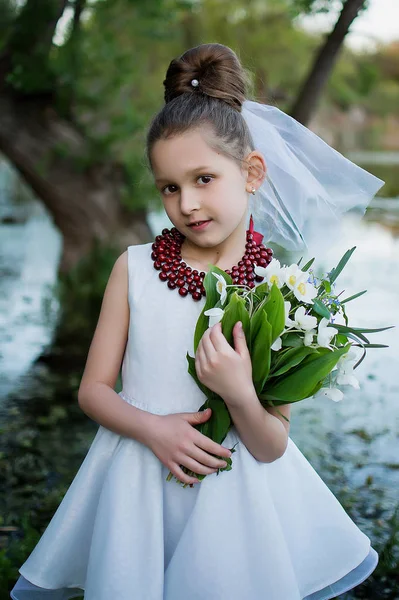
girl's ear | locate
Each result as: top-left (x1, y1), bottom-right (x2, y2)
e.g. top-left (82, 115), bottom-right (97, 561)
top-left (245, 151), bottom-right (267, 193)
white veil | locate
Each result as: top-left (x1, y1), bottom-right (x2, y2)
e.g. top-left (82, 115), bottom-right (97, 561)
top-left (242, 101), bottom-right (384, 253)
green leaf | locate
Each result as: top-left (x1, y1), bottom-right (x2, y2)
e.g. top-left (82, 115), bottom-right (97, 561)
top-left (194, 266), bottom-right (232, 352)
top-left (269, 346), bottom-right (317, 378)
top-left (352, 343), bottom-right (389, 348)
top-left (323, 280), bottom-right (331, 293)
top-left (250, 309), bottom-right (272, 394)
top-left (340, 290), bottom-right (367, 304)
top-left (262, 282), bottom-right (285, 343)
top-left (301, 257), bottom-right (315, 271)
top-left (260, 345), bottom-right (350, 403)
top-left (312, 298), bottom-right (331, 319)
top-left (282, 332), bottom-right (303, 348)
top-left (221, 292), bottom-right (250, 348)
top-left (196, 395), bottom-right (232, 446)
top-left (253, 282), bottom-right (269, 302)
top-left (329, 247), bottom-right (356, 284)
top-left (187, 354), bottom-right (210, 398)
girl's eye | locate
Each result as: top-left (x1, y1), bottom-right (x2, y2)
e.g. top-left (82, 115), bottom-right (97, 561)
top-left (162, 185), bottom-right (178, 196)
top-left (198, 175), bottom-right (213, 185)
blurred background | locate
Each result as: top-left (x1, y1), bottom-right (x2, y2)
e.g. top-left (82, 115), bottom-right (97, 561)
top-left (0, 0), bottom-right (398, 597)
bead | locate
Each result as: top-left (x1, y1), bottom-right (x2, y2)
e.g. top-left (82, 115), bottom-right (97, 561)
top-left (152, 226), bottom-right (269, 301)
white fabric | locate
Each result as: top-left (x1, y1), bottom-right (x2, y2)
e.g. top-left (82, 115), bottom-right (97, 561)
top-left (242, 101), bottom-right (384, 252)
top-left (11, 243), bottom-right (378, 600)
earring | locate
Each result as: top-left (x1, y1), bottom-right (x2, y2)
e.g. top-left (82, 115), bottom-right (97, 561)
top-left (251, 187), bottom-right (256, 195)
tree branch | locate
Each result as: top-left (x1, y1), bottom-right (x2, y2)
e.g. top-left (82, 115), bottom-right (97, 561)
top-left (0, 0), bottom-right (69, 91)
top-left (290, 0), bottom-right (366, 125)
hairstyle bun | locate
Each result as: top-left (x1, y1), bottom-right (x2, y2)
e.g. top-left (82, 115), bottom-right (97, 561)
top-left (163, 43), bottom-right (247, 111)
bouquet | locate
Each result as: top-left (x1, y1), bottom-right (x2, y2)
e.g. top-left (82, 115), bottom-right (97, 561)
top-left (168, 247), bottom-right (392, 486)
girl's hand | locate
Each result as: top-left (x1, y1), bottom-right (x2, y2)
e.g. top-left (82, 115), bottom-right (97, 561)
top-left (147, 408), bottom-right (232, 486)
top-left (195, 321), bottom-right (254, 407)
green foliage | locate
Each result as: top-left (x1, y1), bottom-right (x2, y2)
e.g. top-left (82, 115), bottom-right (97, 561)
top-left (0, 518), bottom-right (40, 598)
top-left (54, 242), bottom-right (120, 344)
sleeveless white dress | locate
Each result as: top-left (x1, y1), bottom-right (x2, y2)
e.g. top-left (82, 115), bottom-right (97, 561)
top-left (11, 242), bottom-right (378, 600)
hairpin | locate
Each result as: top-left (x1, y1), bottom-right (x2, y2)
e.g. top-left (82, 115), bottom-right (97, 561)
top-left (191, 79), bottom-right (199, 87)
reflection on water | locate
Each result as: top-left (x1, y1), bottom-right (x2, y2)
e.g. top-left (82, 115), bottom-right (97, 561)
top-left (0, 201), bottom-right (61, 398)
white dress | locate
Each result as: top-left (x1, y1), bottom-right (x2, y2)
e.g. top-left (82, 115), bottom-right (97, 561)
top-left (11, 242), bottom-right (378, 600)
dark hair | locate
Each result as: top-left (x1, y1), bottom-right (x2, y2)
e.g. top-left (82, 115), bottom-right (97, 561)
top-left (146, 43), bottom-right (254, 167)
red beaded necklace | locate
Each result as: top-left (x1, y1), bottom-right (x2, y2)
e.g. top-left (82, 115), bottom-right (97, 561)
top-left (151, 216), bottom-right (273, 301)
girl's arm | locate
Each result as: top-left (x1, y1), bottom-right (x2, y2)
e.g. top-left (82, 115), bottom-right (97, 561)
top-left (195, 321), bottom-right (290, 463)
top-left (78, 252), bottom-right (232, 485)
top-left (77, 251), bottom-right (159, 444)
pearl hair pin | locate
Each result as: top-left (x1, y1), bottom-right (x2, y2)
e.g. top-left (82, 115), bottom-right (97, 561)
top-left (191, 79), bottom-right (199, 87)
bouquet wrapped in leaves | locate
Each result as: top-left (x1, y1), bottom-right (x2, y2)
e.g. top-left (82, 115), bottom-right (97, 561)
top-left (168, 247), bottom-right (392, 486)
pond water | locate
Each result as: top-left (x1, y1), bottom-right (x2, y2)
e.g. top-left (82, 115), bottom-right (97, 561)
top-left (0, 157), bottom-right (398, 598)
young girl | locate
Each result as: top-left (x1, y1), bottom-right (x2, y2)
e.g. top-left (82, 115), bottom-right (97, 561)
top-left (11, 43), bottom-right (382, 600)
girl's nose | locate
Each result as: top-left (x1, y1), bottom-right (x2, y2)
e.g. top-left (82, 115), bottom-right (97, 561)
top-left (179, 190), bottom-right (201, 215)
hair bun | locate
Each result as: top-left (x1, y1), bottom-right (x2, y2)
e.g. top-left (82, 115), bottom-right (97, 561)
top-left (163, 43), bottom-right (247, 111)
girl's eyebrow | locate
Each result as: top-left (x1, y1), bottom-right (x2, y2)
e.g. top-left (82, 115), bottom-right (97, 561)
top-left (155, 166), bottom-right (212, 184)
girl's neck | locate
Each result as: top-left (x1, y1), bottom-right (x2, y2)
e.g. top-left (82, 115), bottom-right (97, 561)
top-left (180, 221), bottom-right (247, 273)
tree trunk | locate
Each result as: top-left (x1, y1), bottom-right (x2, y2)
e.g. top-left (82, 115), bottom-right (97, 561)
top-left (290, 0), bottom-right (366, 126)
top-left (0, 93), bottom-right (152, 272)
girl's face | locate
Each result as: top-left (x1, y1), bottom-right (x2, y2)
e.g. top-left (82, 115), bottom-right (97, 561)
top-left (150, 127), bottom-right (253, 250)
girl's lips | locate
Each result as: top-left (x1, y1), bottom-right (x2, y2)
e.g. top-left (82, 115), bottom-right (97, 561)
top-left (188, 220), bottom-right (212, 231)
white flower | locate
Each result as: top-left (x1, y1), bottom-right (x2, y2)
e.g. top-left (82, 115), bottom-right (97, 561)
top-left (204, 308), bottom-right (224, 328)
top-left (316, 387), bottom-right (344, 402)
top-left (317, 318), bottom-right (338, 349)
top-left (304, 329), bottom-right (316, 346)
top-left (284, 301), bottom-right (296, 328)
top-left (293, 306), bottom-right (318, 331)
top-left (271, 336), bottom-right (282, 351)
top-left (336, 372), bottom-right (360, 389)
top-left (293, 275), bottom-right (318, 304)
top-left (285, 264), bottom-right (306, 291)
top-left (337, 349), bottom-right (358, 374)
top-left (254, 258), bottom-right (286, 289)
top-left (212, 273), bottom-right (227, 305)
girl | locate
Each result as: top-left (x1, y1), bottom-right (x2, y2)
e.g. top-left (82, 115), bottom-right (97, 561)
top-left (11, 43), bottom-right (382, 600)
